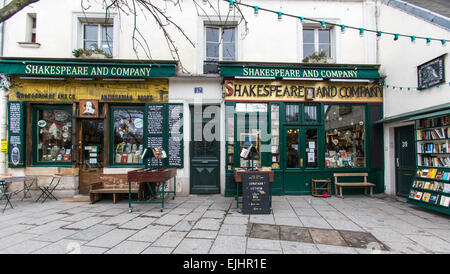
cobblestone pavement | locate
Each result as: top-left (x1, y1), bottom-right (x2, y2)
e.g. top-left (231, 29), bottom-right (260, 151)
top-left (0, 195), bottom-right (449, 254)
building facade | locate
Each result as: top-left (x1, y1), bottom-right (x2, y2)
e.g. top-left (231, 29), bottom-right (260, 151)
top-left (0, 0), bottom-right (448, 201)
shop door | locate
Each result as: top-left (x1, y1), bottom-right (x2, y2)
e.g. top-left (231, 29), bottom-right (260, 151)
top-left (190, 105), bottom-right (220, 194)
top-left (395, 125), bottom-right (416, 197)
top-left (283, 126), bottom-right (320, 194)
top-left (79, 120), bottom-right (104, 195)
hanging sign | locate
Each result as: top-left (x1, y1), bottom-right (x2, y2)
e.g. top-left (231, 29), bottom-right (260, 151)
top-left (417, 55), bottom-right (445, 90)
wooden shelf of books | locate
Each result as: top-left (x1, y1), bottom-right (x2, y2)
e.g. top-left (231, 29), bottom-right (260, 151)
top-left (407, 114), bottom-right (450, 215)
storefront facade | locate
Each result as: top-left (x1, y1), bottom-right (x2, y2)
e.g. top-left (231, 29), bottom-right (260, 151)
top-left (221, 63), bottom-right (385, 197)
top-left (1, 58), bottom-right (178, 197)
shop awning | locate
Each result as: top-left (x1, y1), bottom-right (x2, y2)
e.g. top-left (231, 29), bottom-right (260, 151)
top-left (375, 102), bottom-right (450, 124)
top-left (0, 58), bottom-right (177, 78)
top-left (219, 62), bottom-right (380, 80)
top-left (403, 109), bottom-right (450, 121)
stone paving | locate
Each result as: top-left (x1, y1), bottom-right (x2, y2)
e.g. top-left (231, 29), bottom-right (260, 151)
top-left (0, 194), bottom-right (449, 254)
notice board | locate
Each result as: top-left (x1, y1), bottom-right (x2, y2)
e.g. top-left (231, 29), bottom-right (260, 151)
top-left (8, 101), bottom-right (26, 168)
top-left (145, 103), bottom-right (183, 168)
top-left (242, 172), bottom-right (271, 214)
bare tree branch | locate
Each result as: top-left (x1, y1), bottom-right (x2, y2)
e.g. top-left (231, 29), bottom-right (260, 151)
top-left (0, 0), bottom-right (40, 23)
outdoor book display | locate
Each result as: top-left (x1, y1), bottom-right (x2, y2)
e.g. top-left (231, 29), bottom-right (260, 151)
top-left (407, 114), bottom-right (450, 215)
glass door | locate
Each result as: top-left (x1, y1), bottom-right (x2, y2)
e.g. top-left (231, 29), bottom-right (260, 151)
top-left (283, 126), bottom-right (320, 194)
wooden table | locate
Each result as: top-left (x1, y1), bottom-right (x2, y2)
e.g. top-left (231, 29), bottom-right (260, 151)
top-left (127, 168), bottom-right (177, 212)
top-left (234, 170), bottom-right (274, 210)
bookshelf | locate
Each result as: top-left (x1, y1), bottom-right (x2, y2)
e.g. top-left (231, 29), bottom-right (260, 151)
top-left (407, 114), bottom-right (450, 215)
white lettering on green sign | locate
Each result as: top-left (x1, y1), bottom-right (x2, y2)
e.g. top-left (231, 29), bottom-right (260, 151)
top-left (242, 67), bottom-right (358, 78)
top-left (24, 64), bottom-right (152, 77)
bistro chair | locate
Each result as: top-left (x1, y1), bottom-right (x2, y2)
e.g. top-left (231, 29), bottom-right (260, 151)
top-left (36, 174), bottom-right (62, 203)
top-left (0, 173), bottom-right (13, 213)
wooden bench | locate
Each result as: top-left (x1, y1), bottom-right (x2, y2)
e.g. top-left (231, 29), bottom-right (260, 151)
top-left (333, 173), bottom-right (375, 199)
top-left (90, 175), bottom-right (144, 204)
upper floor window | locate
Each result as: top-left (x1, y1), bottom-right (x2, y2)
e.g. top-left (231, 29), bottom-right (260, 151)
top-left (302, 28), bottom-right (333, 62)
top-left (204, 26), bottom-right (236, 74)
top-left (83, 24), bottom-right (114, 56)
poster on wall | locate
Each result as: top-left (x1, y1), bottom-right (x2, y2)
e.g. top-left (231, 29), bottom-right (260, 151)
top-left (417, 55), bottom-right (445, 90)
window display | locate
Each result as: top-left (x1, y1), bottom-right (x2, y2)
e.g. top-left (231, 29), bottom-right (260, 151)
top-left (113, 108), bottom-right (144, 165)
top-left (36, 108), bottom-right (72, 163)
top-left (325, 105), bottom-right (365, 168)
top-left (271, 105), bottom-right (280, 169)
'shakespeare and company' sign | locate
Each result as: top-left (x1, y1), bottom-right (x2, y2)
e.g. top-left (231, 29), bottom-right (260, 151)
top-left (224, 80), bottom-right (383, 103)
top-left (220, 64), bottom-right (380, 80)
top-left (0, 60), bottom-right (176, 78)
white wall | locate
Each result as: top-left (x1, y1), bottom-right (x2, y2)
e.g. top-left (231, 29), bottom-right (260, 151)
top-left (377, 2), bottom-right (450, 118)
top-left (378, 2), bottom-right (450, 196)
top-left (3, 0), bottom-right (376, 73)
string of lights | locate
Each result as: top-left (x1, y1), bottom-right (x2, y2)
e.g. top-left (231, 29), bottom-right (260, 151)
top-left (382, 82), bottom-right (450, 91)
top-left (224, 0), bottom-right (449, 46)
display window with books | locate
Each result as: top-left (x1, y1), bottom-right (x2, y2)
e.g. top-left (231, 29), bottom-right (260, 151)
top-left (111, 107), bottom-right (145, 165)
top-left (33, 106), bottom-right (73, 166)
top-left (324, 105), bottom-right (365, 168)
top-left (408, 113), bottom-right (450, 215)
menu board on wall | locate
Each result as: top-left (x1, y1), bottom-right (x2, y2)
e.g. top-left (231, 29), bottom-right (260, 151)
top-left (242, 172), bottom-right (271, 215)
top-left (147, 104), bottom-right (164, 135)
top-left (8, 102), bottom-right (26, 168)
top-left (145, 103), bottom-right (183, 169)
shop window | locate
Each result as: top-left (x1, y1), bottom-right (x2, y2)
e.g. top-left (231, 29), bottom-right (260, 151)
top-left (204, 26), bottom-right (236, 74)
top-left (83, 23), bottom-right (114, 56)
top-left (285, 104), bottom-right (299, 123)
top-left (112, 108), bottom-right (144, 165)
top-left (35, 107), bottom-right (72, 164)
top-left (324, 105), bottom-right (365, 168)
top-left (304, 104), bottom-right (318, 123)
top-left (305, 129), bottom-right (318, 168)
top-left (227, 115), bottom-right (234, 170)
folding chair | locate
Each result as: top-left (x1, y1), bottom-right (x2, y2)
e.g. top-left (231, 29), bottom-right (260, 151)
top-left (36, 174), bottom-right (62, 203)
top-left (0, 181), bottom-right (13, 213)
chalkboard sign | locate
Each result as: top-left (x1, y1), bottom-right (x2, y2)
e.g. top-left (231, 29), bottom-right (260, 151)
top-left (145, 103), bottom-right (183, 169)
top-left (147, 104), bottom-right (164, 134)
top-left (8, 102), bottom-right (26, 168)
top-left (242, 172), bottom-right (271, 214)
top-left (417, 54), bottom-right (445, 90)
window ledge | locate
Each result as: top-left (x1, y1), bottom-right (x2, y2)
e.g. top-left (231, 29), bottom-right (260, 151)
top-left (18, 42), bottom-right (41, 48)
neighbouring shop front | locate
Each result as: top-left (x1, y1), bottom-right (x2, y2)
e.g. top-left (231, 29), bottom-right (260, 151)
top-left (1, 58), bottom-right (184, 197)
top-left (220, 62), bottom-right (385, 197)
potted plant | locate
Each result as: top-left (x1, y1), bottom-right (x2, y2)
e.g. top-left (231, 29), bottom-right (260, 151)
top-left (302, 51), bottom-right (333, 64)
top-left (72, 48), bottom-right (112, 59)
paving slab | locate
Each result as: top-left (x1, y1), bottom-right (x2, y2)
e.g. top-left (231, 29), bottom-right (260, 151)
top-left (86, 228), bottom-right (136, 248)
top-left (247, 237), bottom-right (282, 251)
top-left (338, 230), bottom-right (388, 250)
top-left (280, 241), bottom-right (320, 254)
top-left (219, 224), bottom-right (247, 236)
top-left (152, 231), bottom-right (187, 248)
top-left (186, 230), bottom-right (218, 239)
top-left (193, 218), bottom-right (221, 231)
top-left (128, 225), bottom-right (171, 243)
top-left (173, 238), bottom-right (213, 254)
top-left (248, 223), bottom-right (280, 240)
top-left (210, 235), bottom-right (246, 254)
top-left (309, 228), bottom-right (348, 246)
top-left (279, 226), bottom-right (313, 243)
top-left (105, 240), bottom-right (150, 254)
top-left (66, 224), bottom-right (116, 241)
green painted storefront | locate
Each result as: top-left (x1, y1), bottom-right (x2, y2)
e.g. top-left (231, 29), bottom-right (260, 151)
top-left (221, 62), bottom-right (384, 197)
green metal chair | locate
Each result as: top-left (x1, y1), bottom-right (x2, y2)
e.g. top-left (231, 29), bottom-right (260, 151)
top-left (0, 180), bottom-right (13, 213)
top-left (36, 174), bottom-right (62, 203)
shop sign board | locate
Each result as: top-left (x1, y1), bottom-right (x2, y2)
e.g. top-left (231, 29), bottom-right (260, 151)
top-left (0, 60), bottom-right (176, 78)
top-left (224, 79), bottom-right (383, 103)
top-left (8, 102), bottom-right (26, 168)
top-left (9, 78), bottom-right (169, 103)
top-left (242, 172), bottom-right (271, 215)
top-left (417, 55), bottom-right (445, 90)
top-left (220, 64), bottom-right (380, 79)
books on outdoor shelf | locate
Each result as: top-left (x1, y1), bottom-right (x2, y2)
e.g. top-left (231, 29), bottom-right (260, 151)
top-left (439, 196), bottom-right (450, 207)
top-left (415, 191), bottom-right (423, 200)
top-left (443, 184), bottom-right (450, 194)
top-left (429, 194), bottom-right (439, 205)
top-left (443, 172), bottom-right (450, 181)
top-left (422, 193), bottom-right (431, 202)
top-left (435, 171), bottom-right (443, 179)
top-left (427, 168), bottom-right (437, 178)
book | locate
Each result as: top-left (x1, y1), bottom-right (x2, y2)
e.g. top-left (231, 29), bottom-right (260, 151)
top-left (429, 194), bottom-right (439, 204)
top-left (427, 168), bottom-right (437, 178)
top-left (424, 182), bottom-right (430, 189)
top-left (435, 171), bottom-right (443, 180)
top-left (443, 172), bottom-right (450, 181)
top-left (415, 191), bottom-right (423, 200)
top-left (436, 183), bottom-right (444, 192)
top-left (422, 169), bottom-right (429, 178)
top-left (440, 196), bottom-right (450, 207)
top-left (443, 184), bottom-right (450, 193)
top-left (409, 190), bottom-right (417, 199)
top-left (422, 192), bottom-right (431, 202)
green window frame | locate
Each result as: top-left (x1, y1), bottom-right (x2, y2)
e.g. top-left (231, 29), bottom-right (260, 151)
top-left (109, 105), bottom-right (146, 168)
top-left (32, 105), bottom-right (73, 167)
